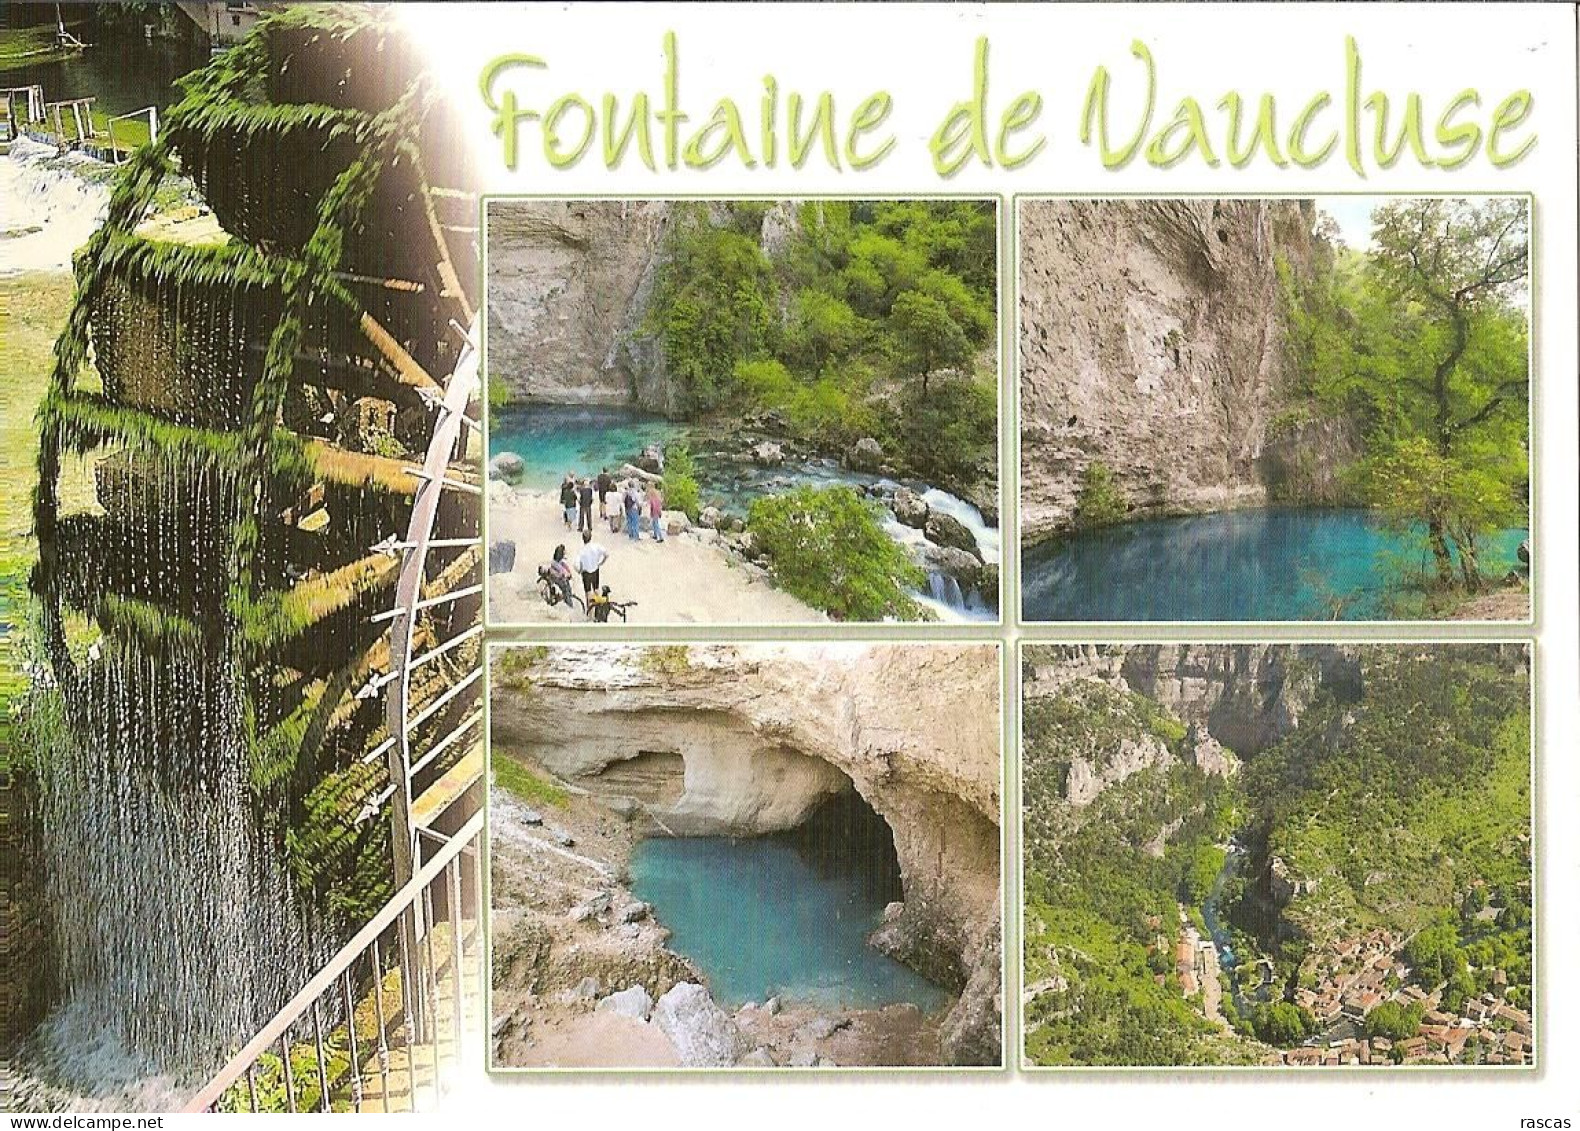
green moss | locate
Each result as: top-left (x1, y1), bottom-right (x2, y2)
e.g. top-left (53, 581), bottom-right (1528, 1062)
top-left (0, 25), bottom-right (85, 66)
top-left (492, 751), bottom-right (569, 809)
top-left (94, 594), bottom-right (205, 653)
top-left (242, 552), bottom-right (401, 648)
top-left (493, 646), bottom-right (548, 689)
top-left (640, 645), bottom-right (691, 674)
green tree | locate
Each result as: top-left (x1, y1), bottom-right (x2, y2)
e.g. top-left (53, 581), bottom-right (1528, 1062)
top-left (1259, 1001), bottom-right (1315, 1046)
top-left (746, 486), bottom-right (926, 621)
top-left (662, 443), bottom-right (702, 519)
top-left (890, 290), bottom-right (971, 397)
top-left (1404, 922), bottom-right (1461, 986)
top-left (1349, 199), bottom-right (1530, 590)
top-left (1365, 1000), bottom-right (1424, 1041)
top-left (647, 210), bottom-right (775, 413)
top-left (487, 373), bottom-right (511, 412)
top-left (1184, 844), bottom-right (1226, 905)
top-left (786, 289), bottom-right (862, 374)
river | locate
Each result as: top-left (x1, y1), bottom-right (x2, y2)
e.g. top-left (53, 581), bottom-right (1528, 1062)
top-left (1, 28), bottom-right (208, 120)
top-left (1200, 845), bottom-right (1254, 1020)
top-left (1023, 507), bottom-right (1528, 621)
top-left (489, 403), bottom-right (1000, 619)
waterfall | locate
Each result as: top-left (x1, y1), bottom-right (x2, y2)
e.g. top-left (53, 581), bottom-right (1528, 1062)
top-left (927, 571), bottom-right (966, 610)
top-left (920, 488), bottom-right (1000, 564)
top-left (33, 644), bottom-right (324, 1095)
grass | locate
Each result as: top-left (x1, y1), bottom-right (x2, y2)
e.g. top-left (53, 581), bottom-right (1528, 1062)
top-left (0, 25), bottom-right (85, 67)
top-left (491, 749), bottom-right (569, 810)
top-left (0, 274), bottom-right (75, 629)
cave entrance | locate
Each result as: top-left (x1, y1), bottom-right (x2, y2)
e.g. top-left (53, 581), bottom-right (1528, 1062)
top-left (627, 787), bottom-right (949, 1014)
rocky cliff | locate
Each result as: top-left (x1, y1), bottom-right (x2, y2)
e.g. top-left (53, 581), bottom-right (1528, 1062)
top-left (1018, 199), bottom-right (1324, 540)
top-left (1025, 643), bottom-right (1361, 759)
top-left (486, 201), bottom-right (672, 409)
top-left (490, 643), bottom-right (1003, 1065)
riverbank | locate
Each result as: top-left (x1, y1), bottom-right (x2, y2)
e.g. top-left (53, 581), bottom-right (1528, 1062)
top-left (488, 760), bottom-right (948, 1068)
top-left (487, 485), bottom-right (825, 625)
top-left (487, 409), bottom-right (1001, 621)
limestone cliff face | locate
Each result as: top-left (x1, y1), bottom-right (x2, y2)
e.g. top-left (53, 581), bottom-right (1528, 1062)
top-left (486, 201), bottom-right (672, 410)
top-left (1117, 644), bottom-right (1359, 756)
top-left (490, 643), bottom-right (1003, 1065)
top-left (1018, 199), bottom-right (1319, 540)
top-left (1025, 644), bottom-right (1361, 760)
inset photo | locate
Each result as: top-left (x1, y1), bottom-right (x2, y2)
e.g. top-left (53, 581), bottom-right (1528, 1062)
top-left (1020, 643), bottom-right (1533, 1068)
top-left (484, 199), bottom-right (1001, 626)
top-left (487, 642), bottom-right (1004, 1070)
top-left (1018, 197), bottom-right (1531, 622)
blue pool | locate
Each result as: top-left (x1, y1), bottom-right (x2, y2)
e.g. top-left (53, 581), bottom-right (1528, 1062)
top-left (629, 811), bottom-right (950, 1012)
top-left (1021, 508), bottom-right (1527, 622)
top-left (488, 404), bottom-right (681, 491)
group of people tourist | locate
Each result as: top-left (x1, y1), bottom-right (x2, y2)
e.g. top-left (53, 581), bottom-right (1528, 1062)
top-left (541, 467), bottom-right (665, 620)
top-left (557, 467), bottom-right (666, 544)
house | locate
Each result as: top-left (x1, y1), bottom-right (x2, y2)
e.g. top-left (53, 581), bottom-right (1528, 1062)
top-left (171, 2), bottom-right (276, 48)
top-left (1397, 1037), bottom-right (1429, 1061)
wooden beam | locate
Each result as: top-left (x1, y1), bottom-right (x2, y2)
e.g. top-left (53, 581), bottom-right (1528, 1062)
top-left (358, 312), bottom-right (441, 393)
top-left (418, 187), bottom-right (474, 323)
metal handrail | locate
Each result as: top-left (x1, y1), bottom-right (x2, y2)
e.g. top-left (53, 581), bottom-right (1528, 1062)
top-left (183, 810), bottom-right (484, 1112)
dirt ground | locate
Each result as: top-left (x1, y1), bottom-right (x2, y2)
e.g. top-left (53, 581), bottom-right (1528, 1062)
top-left (486, 487), bottom-right (824, 626)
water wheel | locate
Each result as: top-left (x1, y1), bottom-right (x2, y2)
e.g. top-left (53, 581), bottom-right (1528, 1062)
top-left (29, 7), bottom-right (483, 1070)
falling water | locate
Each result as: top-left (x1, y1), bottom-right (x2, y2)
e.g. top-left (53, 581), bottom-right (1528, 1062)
top-left (926, 571), bottom-right (966, 609)
top-left (32, 637), bottom-right (325, 1099)
top-left (919, 488), bottom-right (1000, 565)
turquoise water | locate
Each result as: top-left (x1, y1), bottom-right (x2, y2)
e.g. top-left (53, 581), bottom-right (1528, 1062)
top-left (488, 404), bottom-right (681, 491)
top-left (1022, 508), bottom-right (1527, 622)
top-left (629, 806), bottom-right (950, 1012)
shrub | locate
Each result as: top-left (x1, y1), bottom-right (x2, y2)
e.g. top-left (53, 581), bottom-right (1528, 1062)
top-left (487, 373), bottom-right (512, 412)
top-left (662, 443), bottom-right (702, 519)
top-left (1075, 462), bottom-right (1128, 529)
top-left (734, 358), bottom-right (797, 409)
top-left (746, 485), bottom-right (926, 621)
top-left (896, 375), bottom-right (996, 485)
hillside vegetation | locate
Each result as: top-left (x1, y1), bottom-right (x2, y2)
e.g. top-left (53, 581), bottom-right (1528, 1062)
top-left (646, 200), bottom-right (998, 490)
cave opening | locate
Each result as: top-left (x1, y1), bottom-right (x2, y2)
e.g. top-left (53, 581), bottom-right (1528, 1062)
top-left (627, 784), bottom-right (948, 1014)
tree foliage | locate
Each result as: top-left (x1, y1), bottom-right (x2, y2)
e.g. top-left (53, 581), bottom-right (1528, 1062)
top-left (645, 200), bottom-right (997, 486)
top-left (1288, 198), bottom-right (1530, 592)
top-left (746, 485), bottom-right (926, 621)
top-left (1365, 1001), bottom-right (1425, 1041)
top-left (1074, 462), bottom-right (1128, 529)
top-left (662, 443), bottom-right (702, 519)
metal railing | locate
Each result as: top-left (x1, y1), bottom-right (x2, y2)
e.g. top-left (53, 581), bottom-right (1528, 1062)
top-left (185, 200), bottom-right (484, 1115)
top-left (183, 810), bottom-right (485, 1113)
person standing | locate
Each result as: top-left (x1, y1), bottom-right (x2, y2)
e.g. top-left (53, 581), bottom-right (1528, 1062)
top-left (596, 467), bottom-right (613, 519)
top-left (577, 477), bottom-right (594, 534)
top-left (646, 483), bottom-right (666, 544)
top-left (558, 473), bottom-right (577, 529)
top-left (575, 530), bottom-right (609, 607)
top-left (623, 481), bottom-right (643, 542)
